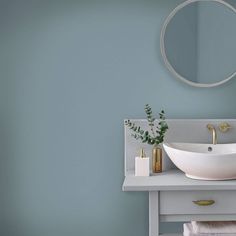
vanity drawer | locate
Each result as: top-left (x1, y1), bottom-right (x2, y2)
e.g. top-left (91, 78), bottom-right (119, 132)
top-left (160, 191), bottom-right (236, 215)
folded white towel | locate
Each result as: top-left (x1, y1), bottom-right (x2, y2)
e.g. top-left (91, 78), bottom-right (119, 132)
top-left (192, 221), bottom-right (236, 234)
top-left (184, 223), bottom-right (236, 236)
top-left (183, 223), bottom-right (195, 236)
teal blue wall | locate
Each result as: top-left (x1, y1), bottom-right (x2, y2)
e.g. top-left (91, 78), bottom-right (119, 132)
top-left (197, 1), bottom-right (236, 83)
top-left (1, 0), bottom-right (236, 235)
top-left (165, 2), bottom-right (198, 82)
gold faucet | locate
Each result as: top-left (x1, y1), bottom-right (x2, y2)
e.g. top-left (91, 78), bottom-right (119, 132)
top-left (207, 124), bottom-right (217, 145)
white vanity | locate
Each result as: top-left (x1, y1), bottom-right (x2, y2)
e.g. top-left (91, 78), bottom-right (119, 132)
top-left (123, 119), bottom-right (236, 236)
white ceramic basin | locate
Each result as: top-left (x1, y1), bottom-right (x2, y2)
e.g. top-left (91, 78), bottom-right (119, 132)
top-left (163, 142), bottom-right (236, 180)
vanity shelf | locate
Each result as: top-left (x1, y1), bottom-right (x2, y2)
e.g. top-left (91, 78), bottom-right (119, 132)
top-left (123, 169), bottom-right (236, 191)
top-left (123, 169), bottom-right (236, 236)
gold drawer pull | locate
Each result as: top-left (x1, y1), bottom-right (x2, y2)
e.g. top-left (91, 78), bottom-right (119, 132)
top-left (193, 200), bottom-right (215, 206)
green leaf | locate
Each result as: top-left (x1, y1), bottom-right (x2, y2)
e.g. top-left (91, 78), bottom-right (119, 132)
top-left (125, 106), bottom-right (168, 146)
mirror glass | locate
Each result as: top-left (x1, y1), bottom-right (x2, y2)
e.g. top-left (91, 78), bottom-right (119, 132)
top-left (161, 0), bottom-right (236, 87)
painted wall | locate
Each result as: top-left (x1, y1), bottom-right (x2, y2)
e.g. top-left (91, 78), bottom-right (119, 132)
top-left (197, 0), bottom-right (236, 83)
top-left (165, 2), bottom-right (198, 82)
top-left (1, 0), bottom-right (236, 236)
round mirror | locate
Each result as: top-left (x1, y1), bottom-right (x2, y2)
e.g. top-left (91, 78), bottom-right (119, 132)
top-left (160, 0), bottom-right (236, 88)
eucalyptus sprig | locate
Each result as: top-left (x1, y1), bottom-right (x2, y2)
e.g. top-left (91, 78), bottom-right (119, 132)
top-left (125, 104), bottom-right (168, 146)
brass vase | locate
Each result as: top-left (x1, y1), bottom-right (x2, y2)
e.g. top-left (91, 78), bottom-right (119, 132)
top-left (152, 146), bottom-right (162, 173)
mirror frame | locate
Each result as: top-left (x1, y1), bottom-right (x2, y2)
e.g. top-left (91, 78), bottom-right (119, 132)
top-left (160, 0), bottom-right (236, 88)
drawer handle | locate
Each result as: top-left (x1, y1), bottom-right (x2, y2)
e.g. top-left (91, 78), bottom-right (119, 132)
top-left (193, 200), bottom-right (215, 206)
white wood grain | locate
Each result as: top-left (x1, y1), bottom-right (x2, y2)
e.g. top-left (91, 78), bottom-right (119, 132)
top-left (149, 192), bottom-right (160, 236)
top-left (161, 214), bottom-right (236, 222)
top-left (123, 169), bottom-right (236, 191)
top-left (160, 190), bottom-right (236, 215)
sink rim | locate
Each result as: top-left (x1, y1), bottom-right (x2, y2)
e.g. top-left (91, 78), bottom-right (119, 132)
top-left (163, 142), bottom-right (236, 180)
top-left (163, 142), bottom-right (236, 156)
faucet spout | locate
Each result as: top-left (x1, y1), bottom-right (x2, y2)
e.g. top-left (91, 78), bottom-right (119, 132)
top-left (207, 124), bottom-right (217, 145)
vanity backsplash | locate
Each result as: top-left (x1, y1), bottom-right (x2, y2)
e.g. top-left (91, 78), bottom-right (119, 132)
top-left (124, 119), bottom-right (236, 176)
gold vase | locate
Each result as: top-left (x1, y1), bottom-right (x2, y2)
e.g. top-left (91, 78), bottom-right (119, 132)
top-left (152, 146), bottom-right (162, 173)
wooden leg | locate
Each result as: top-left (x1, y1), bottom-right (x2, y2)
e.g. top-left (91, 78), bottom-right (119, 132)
top-left (149, 191), bottom-right (159, 236)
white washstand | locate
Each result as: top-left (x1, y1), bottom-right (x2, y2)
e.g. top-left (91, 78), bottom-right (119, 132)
top-left (123, 119), bottom-right (236, 236)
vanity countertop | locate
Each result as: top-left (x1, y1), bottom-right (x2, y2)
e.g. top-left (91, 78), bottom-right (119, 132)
top-left (123, 169), bottom-right (236, 191)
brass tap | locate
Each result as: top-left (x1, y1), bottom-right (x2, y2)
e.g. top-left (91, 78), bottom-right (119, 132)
top-left (218, 122), bottom-right (231, 133)
top-left (207, 124), bottom-right (217, 145)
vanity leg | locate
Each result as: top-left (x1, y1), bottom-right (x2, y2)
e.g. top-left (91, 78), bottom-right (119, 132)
top-left (149, 191), bottom-right (159, 236)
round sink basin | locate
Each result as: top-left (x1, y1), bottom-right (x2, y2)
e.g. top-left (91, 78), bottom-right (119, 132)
top-left (163, 142), bottom-right (236, 180)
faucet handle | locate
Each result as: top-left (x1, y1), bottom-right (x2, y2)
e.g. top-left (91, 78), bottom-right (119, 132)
top-left (207, 124), bottom-right (214, 131)
top-left (218, 122), bottom-right (231, 133)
